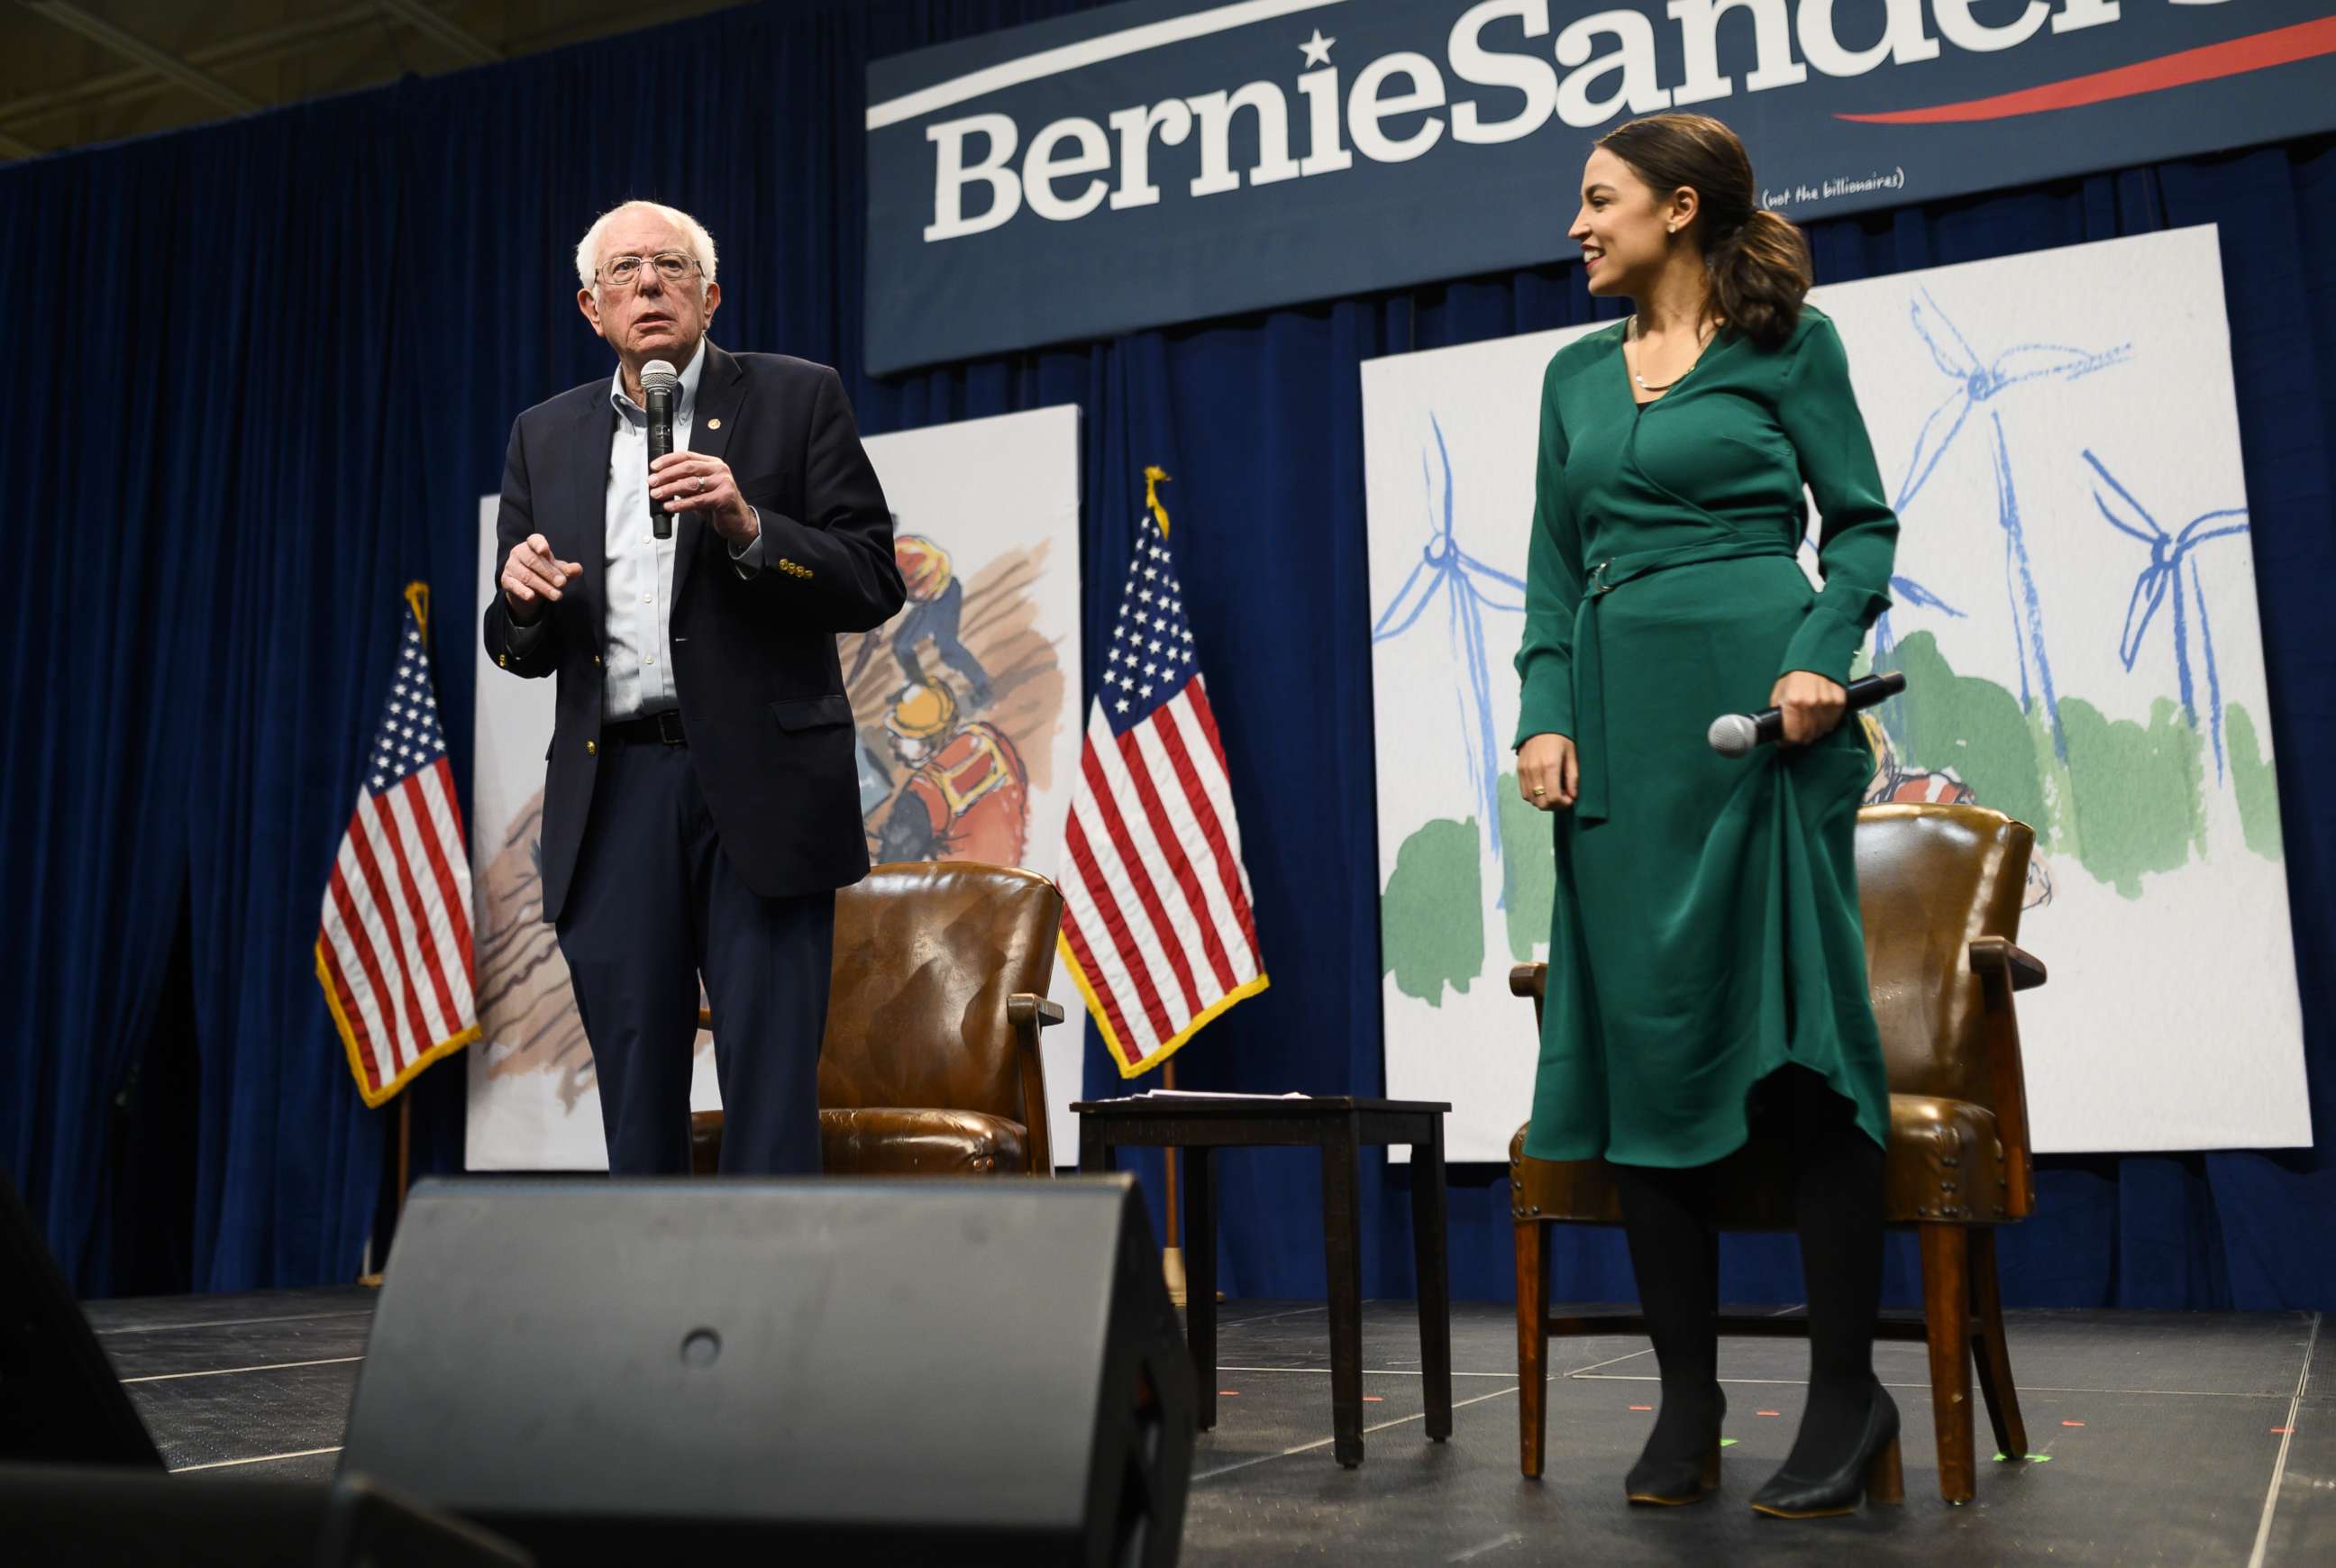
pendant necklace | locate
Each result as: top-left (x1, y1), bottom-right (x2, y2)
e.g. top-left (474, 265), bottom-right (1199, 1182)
top-left (1628, 314), bottom-right (1717, 393)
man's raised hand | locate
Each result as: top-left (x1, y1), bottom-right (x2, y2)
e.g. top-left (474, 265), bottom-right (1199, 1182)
top-left (501, 533), bottom-right (582, 623)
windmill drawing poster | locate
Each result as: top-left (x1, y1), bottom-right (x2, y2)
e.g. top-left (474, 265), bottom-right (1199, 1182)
top-left (1364, 226), bottom-right (2308, 1163)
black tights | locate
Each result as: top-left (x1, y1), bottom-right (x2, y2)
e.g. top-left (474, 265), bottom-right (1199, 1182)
top-left (1613, 1066), bottom-right (1885, 1471)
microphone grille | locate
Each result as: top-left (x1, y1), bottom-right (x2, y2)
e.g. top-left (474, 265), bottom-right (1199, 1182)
top-left (640, 360), bottom-right (680, 396)
top-left (1707, 713), bottom-right (1757, 758)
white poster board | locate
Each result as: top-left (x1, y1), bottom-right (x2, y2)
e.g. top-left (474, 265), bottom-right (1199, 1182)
top-left (467, 405), bottom-right (1084, 1169)
top-left (1364, 227), bottom-right (2309, 1162)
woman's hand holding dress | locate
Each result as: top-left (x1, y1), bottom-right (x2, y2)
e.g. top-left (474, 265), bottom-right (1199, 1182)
top-left (1518, 733), bottom-right (1579, 810)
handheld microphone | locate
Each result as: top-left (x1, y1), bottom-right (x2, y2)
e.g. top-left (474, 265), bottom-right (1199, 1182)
top-left (641, 359), bottom-right (680, 541)
top-left (1707, 671), bottom-right (1906, 757)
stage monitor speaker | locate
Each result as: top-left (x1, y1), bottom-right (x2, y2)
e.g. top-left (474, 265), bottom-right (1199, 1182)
top-left (341, 1174), bottom-right (1195, 1567)
top-left (0, 1172), bottom-right (163, 1468)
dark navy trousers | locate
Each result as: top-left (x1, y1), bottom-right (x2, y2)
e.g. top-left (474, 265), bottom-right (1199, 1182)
top-left (555, 735), bottom-right (834, 1175)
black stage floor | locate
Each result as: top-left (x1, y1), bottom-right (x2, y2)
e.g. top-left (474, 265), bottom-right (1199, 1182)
top-left (86, 1289), bottom-right (2329, 1565)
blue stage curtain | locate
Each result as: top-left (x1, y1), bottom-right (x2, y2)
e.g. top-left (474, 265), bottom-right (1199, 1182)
top-left (2, 0), bottom-right (2329, 1308)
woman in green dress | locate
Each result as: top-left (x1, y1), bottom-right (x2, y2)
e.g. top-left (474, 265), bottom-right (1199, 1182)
top-left (1512, 114), bottom-right (1902, 1518)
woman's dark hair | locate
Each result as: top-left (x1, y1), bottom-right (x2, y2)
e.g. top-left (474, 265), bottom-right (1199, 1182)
top-left (1595, 114), bottom-right (1811, 351)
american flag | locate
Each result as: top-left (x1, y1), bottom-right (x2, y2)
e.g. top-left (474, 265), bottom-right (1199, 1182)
top-left (314, 592), bottom-right (479, 1108)
top-left (1058, 471), bottom-right (1267, 1077)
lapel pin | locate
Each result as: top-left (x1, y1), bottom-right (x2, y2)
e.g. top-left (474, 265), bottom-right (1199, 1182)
top-left (707, 417), bottom-right (722, 430)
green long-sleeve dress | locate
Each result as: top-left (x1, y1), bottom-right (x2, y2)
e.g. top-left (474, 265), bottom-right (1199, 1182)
top-left (1513, 305), bottom-right (1898, 1168)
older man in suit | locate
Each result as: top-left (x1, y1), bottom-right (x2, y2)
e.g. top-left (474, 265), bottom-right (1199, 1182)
top-left (485, 200), bottom-right (904, 1174)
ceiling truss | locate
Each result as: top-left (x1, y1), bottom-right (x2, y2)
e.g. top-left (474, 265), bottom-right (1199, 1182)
top-left (0, 1), bottom-right (736, 163)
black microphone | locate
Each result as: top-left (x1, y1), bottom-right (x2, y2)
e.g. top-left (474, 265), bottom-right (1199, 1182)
top-left (1707, 671), bottom-right (1906, 757)
top-left (642, 359), bottom-right (680, 540)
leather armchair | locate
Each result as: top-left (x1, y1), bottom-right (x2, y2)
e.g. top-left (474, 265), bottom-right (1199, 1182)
top-left (1509, 803), bottom-right (2045, 1503)
top-left (690, 861), bottom-right (1067, 1176)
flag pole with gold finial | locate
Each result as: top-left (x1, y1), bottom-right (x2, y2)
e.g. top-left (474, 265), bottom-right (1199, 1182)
top-left (389, 585), bottom-right (430, 1225)
top-left (358, 582), bottom-right (444, 1286)
top-left (1140, 469), bottom-right (1190, 1308)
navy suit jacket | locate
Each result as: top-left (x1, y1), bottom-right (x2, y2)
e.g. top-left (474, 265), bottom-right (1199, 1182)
top-left (482, 345), bottom-right (905, 922)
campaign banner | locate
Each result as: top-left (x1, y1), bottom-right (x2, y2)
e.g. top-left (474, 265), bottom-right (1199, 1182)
top-left (866, 0), bottom-right (2336, 372)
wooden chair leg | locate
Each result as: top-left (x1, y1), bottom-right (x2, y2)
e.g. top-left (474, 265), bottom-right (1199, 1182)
top-left (1967, 1226), bottom-right (2028, 1459)
top-left (1920, 1223), bottom-right (1976, 1504)
top-left (1515, 1217), bottom-right (1550, 1478)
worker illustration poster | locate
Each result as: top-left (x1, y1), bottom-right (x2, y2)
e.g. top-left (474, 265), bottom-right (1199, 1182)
top-left (847, 405), bottom-right (1087, 1166)
top-left (466, 406), bottom-right (1082, 1170)
top-left (1364, 228), bottom-right (2307, 1162)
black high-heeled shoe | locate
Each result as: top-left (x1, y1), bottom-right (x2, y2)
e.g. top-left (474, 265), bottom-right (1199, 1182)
top-left (1750, 1381), bottom-right (1904, 1518)
top-left (1626, 1383), bottom-right (1726, 1506)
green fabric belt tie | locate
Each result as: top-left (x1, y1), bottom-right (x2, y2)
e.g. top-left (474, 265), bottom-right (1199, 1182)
top-left (1571, 534), bottom-right (1801, 825)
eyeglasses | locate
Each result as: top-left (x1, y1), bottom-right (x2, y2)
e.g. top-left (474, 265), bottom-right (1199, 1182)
top-left (597, 252), bottom-right (702, 287)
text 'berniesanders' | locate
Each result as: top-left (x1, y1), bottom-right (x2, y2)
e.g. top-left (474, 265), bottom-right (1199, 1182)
top-left (865, 0), bottom-right (2336, 370)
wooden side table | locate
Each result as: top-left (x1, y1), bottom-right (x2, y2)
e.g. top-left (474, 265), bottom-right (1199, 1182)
top-left (1071, 1096), bottom-right (1453, 1468)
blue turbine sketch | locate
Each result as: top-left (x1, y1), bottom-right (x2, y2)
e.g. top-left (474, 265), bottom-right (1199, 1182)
top-left (1893, 287), bottom-right (2133, 757)
top-left (1373, 414), bottom-right (1527, 868)
top-left (2083, 448), bottom-right (2251, 779)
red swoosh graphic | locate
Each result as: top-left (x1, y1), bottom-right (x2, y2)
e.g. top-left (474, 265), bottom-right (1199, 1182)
top-left (1838, 17), bottom-right (2336, 124)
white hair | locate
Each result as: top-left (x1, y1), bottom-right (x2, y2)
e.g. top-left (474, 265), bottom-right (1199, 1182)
top-left (573, 200), bottom-right (719, 293)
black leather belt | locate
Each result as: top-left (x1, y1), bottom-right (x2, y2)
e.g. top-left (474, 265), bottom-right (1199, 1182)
top-left (603, 710), bottom-right (686, 747)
